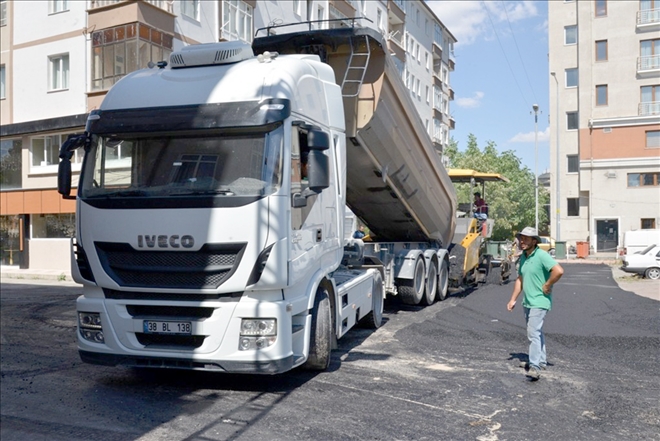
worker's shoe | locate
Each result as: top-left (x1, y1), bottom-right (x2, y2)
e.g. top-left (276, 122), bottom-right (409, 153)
top-left (519, 361), bottom-right (547, 370)
top-left (526, 367), bottom-right (541, 380)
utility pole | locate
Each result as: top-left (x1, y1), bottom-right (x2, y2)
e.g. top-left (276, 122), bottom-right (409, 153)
top-left (533, 104), bottom-right (539, 232)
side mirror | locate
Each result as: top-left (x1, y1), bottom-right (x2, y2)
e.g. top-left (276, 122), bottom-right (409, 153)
top-left (57, 134), bottom-right (87, 198)
top-left (58, 159), bottom-right (72, 197)
top-left (306, 129), bottom-right (330, 192)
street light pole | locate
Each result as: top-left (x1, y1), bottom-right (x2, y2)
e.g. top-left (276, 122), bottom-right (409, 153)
top-left (550, 72), bottom-right (561, 241)
top-left (533, 104), bottom-right (539, 232)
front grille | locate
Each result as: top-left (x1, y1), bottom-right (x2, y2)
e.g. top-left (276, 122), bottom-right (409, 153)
top-left (103, 289), bottom-right (242, 301)
top-left (95, 242), bottom-right (246, 289)
top-left (135, 333), bottom-right (206, 349)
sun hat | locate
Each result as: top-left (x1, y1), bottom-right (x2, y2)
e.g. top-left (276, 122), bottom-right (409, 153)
top-left (517, 226), bottom-right (541, 242)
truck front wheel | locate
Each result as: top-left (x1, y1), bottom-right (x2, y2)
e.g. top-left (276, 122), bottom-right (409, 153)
top-left (303, 287), bottom-right (333, 371)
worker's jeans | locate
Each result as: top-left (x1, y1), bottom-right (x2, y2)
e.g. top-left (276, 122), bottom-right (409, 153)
top-left (524, 307), bottom-right (547, 369)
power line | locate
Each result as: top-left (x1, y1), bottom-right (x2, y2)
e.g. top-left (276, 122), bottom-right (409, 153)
top-left (481, 1), bottom-right (530, 109)
top-left (500, 0), bottom-right (539, 103)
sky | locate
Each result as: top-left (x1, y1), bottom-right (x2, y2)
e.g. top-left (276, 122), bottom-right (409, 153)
top-left (426, 0), bottom-right (551, 175)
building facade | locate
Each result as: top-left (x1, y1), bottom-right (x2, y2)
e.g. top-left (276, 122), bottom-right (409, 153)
top-left (0, 0), bottom-right (456, 270)
top-left (548, 0), bottom-right (660, 253)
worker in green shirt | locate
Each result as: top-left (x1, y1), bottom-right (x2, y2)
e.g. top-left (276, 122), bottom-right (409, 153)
top-left (507, 227), bottom-right (564, 380)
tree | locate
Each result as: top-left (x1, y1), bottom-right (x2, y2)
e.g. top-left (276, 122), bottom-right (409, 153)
top-left (445, 134), bottom-right (550, 240)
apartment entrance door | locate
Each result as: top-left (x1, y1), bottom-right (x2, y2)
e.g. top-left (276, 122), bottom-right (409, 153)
top-left (596, 219), bottom-right (618, 253)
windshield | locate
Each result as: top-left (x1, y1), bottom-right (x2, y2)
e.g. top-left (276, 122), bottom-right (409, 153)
top-left (80, 127), bottom-right (283, 199)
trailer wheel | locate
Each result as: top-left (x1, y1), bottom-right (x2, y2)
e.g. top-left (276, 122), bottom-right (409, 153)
top-left (437, 259), bottom-right (449, 301)
top-left (303, 287), bottom-right (333, 371)
top-left (421, 258), bottom-right (438, 306)
top-left (399, 256), bottom-right (425, 305)
top-left (360, 271), bottom-right (384, 329)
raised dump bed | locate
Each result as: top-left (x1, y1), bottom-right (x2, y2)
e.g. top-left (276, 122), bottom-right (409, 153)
top-left (253, 27), bottom-right (456, 245)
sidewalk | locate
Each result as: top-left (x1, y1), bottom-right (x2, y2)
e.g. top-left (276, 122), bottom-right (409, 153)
top-left (1, 266), bottom-right (76, 284)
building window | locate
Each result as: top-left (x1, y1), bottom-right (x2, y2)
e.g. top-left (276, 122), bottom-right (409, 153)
top-left (0, 138), bottom-right (22, 189)
top-left (181, 0), bottom-right (199, 20)
top-left (31, 133), bottom-right (82, 169)
top-left (641, 219), bottom-right (656, 229)
top-left (567, 198), bottom-right (580, 216)
top-left (0, 0), bottom-right (6, 27)
top-left (0, 64), bottom-right (5, 99)
top-left (433, 85), bottom-right (442, 110)
top-left (565, 25), bottom-right (577, 45)
top-left (647, 130), bottom-right (660, 148)
top-left (628, 172), bottom-right (660, 187)
top-left (32, 214), bottom-right (75, 239)
top-left (0, 215), bottom-right (21, 266)
top-left (91, 23), bottom-right (173, 91)
top-left (48, 54), bottom-right (69, 91)
top-left (640, 39), bottom-right (660, 70)
top-left (434, 23), bottom-right (443, 47)
top-left (49, 0), bottom-right (68, 14)
top-left (595, 0), bottom-right (607, 17)
top-left (565, 68), bottom-right (578, 87)
top-left (641, 85), bottom-right (660, 116)
top-left (221, 0), bottom-right (253, 43)
top-left (567, 111), bottom-right (579, 130)
top-left (595, 40), bottom-right (607, 61)
top-left (596, 84), bottom-right (608, 106)
top-left (567, 154), bottom-right (579, 173)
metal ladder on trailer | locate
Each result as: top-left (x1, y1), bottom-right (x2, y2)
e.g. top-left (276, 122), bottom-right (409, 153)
top-left (340, 35), bottom-right (371, 97)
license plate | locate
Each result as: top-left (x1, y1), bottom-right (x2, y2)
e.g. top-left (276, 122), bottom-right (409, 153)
top-left (143, 320), bottom-right (192, 335)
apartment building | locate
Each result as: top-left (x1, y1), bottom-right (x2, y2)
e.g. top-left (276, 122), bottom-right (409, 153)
top-left (0, 0), bottom-right (456, 270)
top-left (548, 0), bottom-right (660, 253)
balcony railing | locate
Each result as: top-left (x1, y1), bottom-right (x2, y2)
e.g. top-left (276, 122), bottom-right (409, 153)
top-left (637, 8), bottom-right (660, 25)
top-left (639, 101), bottom-right (660, 116)
top-left (89, 0), bottom-right (173, 14)
top-left (638, 55), bottom-right (660, 72)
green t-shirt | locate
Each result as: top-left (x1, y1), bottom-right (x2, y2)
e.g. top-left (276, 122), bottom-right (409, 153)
top-left (518, 247), bottom-right (558, 310)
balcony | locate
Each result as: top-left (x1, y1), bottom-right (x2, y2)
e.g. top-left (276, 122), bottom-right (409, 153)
top-left (89, 0), bottom-right (173, 14)
top-left (448, 86), bottom-right (454, 101)
top-left (639, 101), bottom-right (660, 116)
top-left (448, 58), bottom-right (455, 71)
top-left (387, 31), bottom-right (405, 62)
top-left (449, 116), bottom-right (455, 130)
top-left (637, 55), bottom-right (660, 74)
top-left (432, 42), bottom-right (442, 60)
top-left (637, 8), bottom-right (660, 29)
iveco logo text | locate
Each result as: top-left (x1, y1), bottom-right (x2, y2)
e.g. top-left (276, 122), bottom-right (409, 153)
top-left (137, 235), bottom-right (195, 249)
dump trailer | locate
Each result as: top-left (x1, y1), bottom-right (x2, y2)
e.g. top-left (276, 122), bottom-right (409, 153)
top-left (58, 25), bottom-right (456, 374)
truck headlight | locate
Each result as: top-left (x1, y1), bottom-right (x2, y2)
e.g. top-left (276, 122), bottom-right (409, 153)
top-left (79, 312), bottom-right (104, 343)
top-left (239, 319), bottom-right (276, 351)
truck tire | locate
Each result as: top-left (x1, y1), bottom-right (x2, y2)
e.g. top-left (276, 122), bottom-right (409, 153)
top-left (360, 270), bottom-right (384, 328)
top-left (437, 259), bottom-right (449, 301)
top-left (303, 287), bottom-right (333, 371)
top-left (398, 256), bottom-right (425, 305)
top-left (421, 258), bottom-right (438, 306)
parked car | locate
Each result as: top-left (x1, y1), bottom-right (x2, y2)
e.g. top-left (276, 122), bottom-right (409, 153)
top-left (538, 236), bottom-right (556, 256)
top-left (621, 244), bottom-right (660, 280)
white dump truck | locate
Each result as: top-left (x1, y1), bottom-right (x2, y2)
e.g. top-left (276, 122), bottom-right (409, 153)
top-left (58, 26), bottom-right (456, 374)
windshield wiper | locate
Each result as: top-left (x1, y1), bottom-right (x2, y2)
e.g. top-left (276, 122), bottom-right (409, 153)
top-left (92, 189), bottom-right (150, 198)
top-left (170, 189), bottom-right (235, 196)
